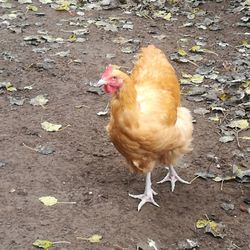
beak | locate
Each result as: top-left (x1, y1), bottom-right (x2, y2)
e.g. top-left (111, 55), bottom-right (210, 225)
top-left (95, 79), bottom-right (106, 87)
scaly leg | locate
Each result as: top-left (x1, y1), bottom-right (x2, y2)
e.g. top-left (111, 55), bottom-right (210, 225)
top-left (129, 172), bottom-right (159, 211)
top-left (157, 166), bottom-right (190, 192)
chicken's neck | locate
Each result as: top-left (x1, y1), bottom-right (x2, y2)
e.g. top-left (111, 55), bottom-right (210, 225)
top-left (113, 69), bottom-right (136, 109)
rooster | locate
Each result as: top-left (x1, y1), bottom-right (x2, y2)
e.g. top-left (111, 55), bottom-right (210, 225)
top-left (97, 45), bottom-right (193, 211)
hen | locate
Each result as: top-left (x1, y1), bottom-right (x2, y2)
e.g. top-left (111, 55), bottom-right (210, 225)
top-left (97, 45), bottom-right (193, 211)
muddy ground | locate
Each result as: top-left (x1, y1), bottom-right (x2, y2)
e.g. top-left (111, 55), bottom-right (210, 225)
top-left (0, 0), bottom-right (249, 249)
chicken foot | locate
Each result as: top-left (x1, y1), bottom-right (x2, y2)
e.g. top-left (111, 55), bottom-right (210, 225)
top-left (129, 172), bottom-right (159, 211)
top-left (157, 166), bottom-right (190, 192)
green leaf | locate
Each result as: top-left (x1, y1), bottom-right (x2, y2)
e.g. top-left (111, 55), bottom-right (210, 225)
top-left (41, 121), bottom-right (62, 132)
top-left (39, 196), bottom-right (58, 206)
top-left (33, 239), bottom-right (53, 250)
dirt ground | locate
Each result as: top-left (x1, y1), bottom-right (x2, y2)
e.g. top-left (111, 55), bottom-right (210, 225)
top-left (0, 0), bottom-right (249, 249)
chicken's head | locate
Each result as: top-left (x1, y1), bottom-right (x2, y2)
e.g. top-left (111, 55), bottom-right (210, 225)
top-left (97, 65), bottom-right (124, 94)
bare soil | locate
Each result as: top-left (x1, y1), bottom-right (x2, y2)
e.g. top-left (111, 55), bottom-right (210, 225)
top-left (0, 1), bottom-right (249, 250)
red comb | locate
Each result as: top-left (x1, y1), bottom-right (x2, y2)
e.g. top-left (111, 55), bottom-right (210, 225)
top-left (102, 64), bottom-right (113, 78)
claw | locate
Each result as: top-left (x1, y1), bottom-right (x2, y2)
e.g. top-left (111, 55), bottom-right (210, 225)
top-left (129, 192), bottom-right (159, 211)
top-left (129, 172), bottom-right (159, 211)
top-left (157, 166), bottom-right (190, 192)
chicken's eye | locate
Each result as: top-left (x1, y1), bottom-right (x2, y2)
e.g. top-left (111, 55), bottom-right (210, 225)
top-left (111, 76), bottom-right (117, 81)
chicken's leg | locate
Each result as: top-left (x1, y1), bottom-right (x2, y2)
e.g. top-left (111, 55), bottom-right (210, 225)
top-left (157, 166), bottom-right (190, 192)
top-left (129, 172), bottom-right (159, 211)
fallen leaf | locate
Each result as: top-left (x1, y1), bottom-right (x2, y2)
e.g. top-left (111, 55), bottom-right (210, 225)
top-left (178, 48), bottom-right (187, 57)
top-left (148, 238), bottom-right (158, 250)
top-left (8, 96), bottom-right (25, 106)
top-left (68, 33), bottom-right (77, 42)
top-left (220, 202), bottom-right (234, 211)
top-left (191, 74), bottom-right (204, 84)
top-left (30, 95), bottom-right (48, 106)
top-left (213, 175), bottom-right (235, 182)
top-left (154, 11), bottom-right (172, 21)
top-left (219, 135), bottom-right (234, 143)
top-left (23, 85), bottom-right (33, 90)
top-left (177, 239), bottom-right (199, 250)
top-left (233, 165), bottom-right (250, 179)
top-left (193, 108), bottom-right (210, 115)
top-left (26, 5), bottom-right (38, 11)
top-left (3, 82), bottom-right (17, 92)
top-left (18, 0), bottom-right (32, 3)
top-left (228, 119), bottom-right (249, 130)
top-left (55, 0), bottom-right (70, 11)
top-left (35, 145), bottom-right (55, 155)
top-left (78, 234), bottom-right (102, 243)
top-left (196, 218), bottom-right (225, 238)
top-left (41, 121), bottom-right (62, 132)
top-left (39, 196), bottom-right (58, 206)
top-left (39, 0), bottom-right (52, 3)
top-left (195, 171), bottom-right (215, 180)
top-left (33, 239), bottom-right (53, 250)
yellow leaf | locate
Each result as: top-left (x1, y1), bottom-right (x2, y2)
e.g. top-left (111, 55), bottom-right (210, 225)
top-left (6, 82), bottom-right (17, 92)
top-left (87, 234), bottom-right (102, 243)
top-left (56, 1), bottom-right (70, 11)
top-left (68, 33), bottom-right (77, 42)
top-left (219, 93), bottom-right (231, 101)
top-left (191, 45), bottom-right (203, 53)
top-left (228, 119), bottom-right (249, 130)
top-left (241, 80), bottom-right (250, 88)
top-left (245, 87), bottom-right (250, 95)
top-left (26, 5), bottom-right (38, 11)
top-left (30, 95), bottom-right (48, 106)
top-left (178, 48), bottom-right (187, 57)
top-left (209, 115), bottom-right (220, 122)
top-left (163, 12), bottom-right (172, 21)
top-left (196, 219), bottom-right (209, 228)
top-left (191, 74), bottom-right (204, 84)
top-left (181, 73), bottom-right (192, 78)
top-left (33, 239), bottom-right (53, 250)
top-left (39, 196), bottom-right (58, 206)
top-left (41, 121), bottom-right (62, 132)
top-left (78, 234), bottom-right (103, 243)
top-left (242, 40), bottom-right (249, 47)
top-left (239, 136), bottom-right (250, 140)
top-left (154, 11), bottom-right (172, 21)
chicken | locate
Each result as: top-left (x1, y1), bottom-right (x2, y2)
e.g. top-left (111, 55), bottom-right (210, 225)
top-left (97, 45), bottom-right (193, 211)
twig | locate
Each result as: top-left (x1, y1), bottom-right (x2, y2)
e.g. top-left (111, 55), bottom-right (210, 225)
top-left (59, 124), bottom-right (71, 131)
top-left (53, 241), bottom-right (71, 244)
top-left (187, 59), bottom-right (199, 67)
top-left (190, 175), bottom-right (199, 184)
top-left (22, 143), bottom-right (37, 152)
top-left (220, 180), bottom-right (224, 191)
top-left (234, 129), bottom-right (241, 149)
top-left (57, 201), bottom-right (76, 204)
